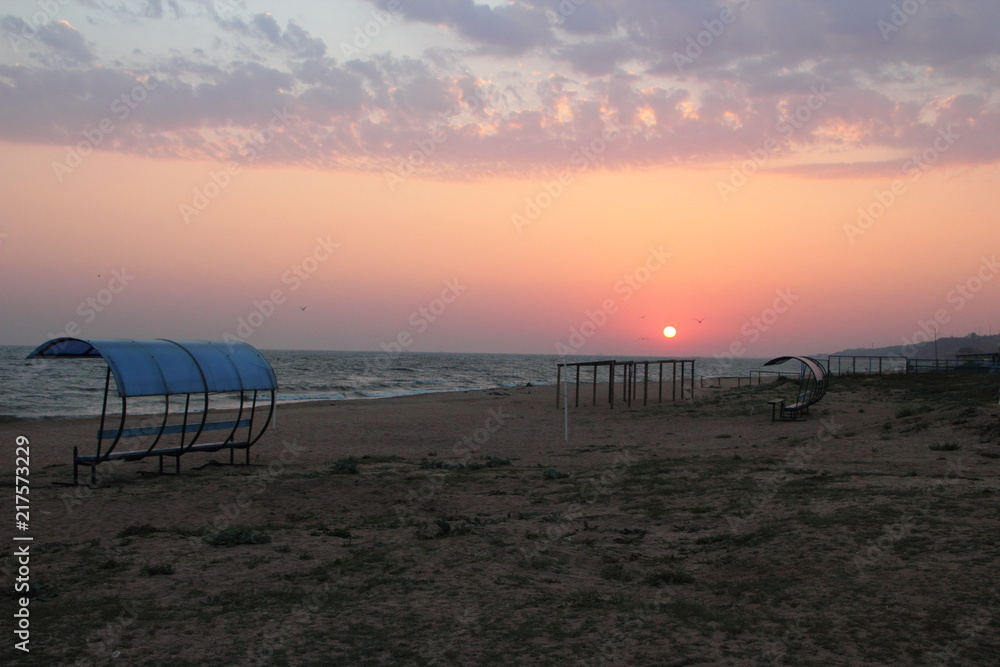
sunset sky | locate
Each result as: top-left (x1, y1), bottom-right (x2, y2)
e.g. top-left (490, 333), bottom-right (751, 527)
top-left (1, 0), bottom-right (997, 358)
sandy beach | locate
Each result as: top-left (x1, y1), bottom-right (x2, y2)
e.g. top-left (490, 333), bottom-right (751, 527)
top-left (2, 374), bottom-right (999, 665)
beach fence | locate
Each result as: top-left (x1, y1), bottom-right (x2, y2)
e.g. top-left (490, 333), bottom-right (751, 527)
top-left (699, 370), bottom-right (800, 389)
top-left (906, 358), bottom-right (1000, 374)
top-left (826, 355), bottom-right (907, 376)
top-left (556, 359), bottom-right (695, 409)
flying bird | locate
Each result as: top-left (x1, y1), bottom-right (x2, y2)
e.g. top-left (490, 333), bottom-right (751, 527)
top-left (300, 306), bottom-right (307, 311)
top-left (693, 317), bottom-right (706, 323)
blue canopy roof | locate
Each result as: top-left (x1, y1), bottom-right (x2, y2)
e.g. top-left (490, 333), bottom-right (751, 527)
top-left (27, 338), bottom-right (277, 397)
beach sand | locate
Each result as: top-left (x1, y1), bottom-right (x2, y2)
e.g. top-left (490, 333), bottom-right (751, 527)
top-left (2, 374), bottom-right (999, 665)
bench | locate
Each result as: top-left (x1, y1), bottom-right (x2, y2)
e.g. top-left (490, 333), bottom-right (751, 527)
top-left (768, 392), bottom-right (813, 421)
top-left (27, 337), bottom-right (277, 486)
top-left (93, 418), bottom-right (253, 460)
top-left (74, 415), bottom-right (262, 484)
top-left (763, 356), bottom-right (828, 422)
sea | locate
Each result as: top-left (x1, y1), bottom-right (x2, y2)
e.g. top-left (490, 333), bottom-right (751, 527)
top-left (0, 346), bottom-right (770, 420)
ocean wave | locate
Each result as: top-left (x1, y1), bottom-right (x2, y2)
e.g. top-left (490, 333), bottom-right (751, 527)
top-left (2, 348), bottom-right (753, 419)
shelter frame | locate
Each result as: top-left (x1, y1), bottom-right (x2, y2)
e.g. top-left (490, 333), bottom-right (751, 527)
top-left (27, 338), bottom-right (277, 485)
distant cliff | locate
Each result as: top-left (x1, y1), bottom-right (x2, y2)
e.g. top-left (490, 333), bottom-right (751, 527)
top-left (831, 333), bottom-right (1000, 360)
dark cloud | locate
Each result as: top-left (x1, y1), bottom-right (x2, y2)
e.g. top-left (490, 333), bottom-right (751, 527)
top-left (251, 12), bottom-right (281, 43)
top-left (376, 0), bottom-right (552, 54)
top-left (1, 17), bottom-right (95, 65)
top-left (37, 20), bottom-right (94, 64)
top-left (220, 12), bottom-right (327, 59)
top-left (1, 0), bottom-right (998, 177)
top-left (558, 38), bottom-right (638, 77)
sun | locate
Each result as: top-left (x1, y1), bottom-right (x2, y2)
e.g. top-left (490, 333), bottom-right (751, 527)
top-left (663, 326), bottom-right (677, 338)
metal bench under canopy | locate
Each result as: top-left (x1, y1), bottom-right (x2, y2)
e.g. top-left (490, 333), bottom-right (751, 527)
top-left (27, 337), bottom-right (277, 485)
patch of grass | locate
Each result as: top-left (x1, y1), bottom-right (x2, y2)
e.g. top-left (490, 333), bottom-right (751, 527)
top-left (698, 523), bottom-right (785, 548)
top-left (929, 442), bottom-right (961, 451)
top-left (244, 554), bottom-right (271, 569)
top-left (116, 523), bottom-right (159, 538)
top-left (98, 558), bottom-right (125, 570)
top-left (643, 568), bottom-right (694, 586)
top-left (543, 468), bottom-right (569, 480)
top-left (662, 597), bottom-right (747, 633)
top-left (202, 526), bottom-right (271, 546)
top-left (141, 562), bottom-right (174, 576)
top-left (565, 589), bottom-right (603, 608)
top-left (715, 433), bottom-right (733, 439)
top-left (359, 455), bottom-right (406, 464)
top-left (599, 562), bottom-right (637, 582)
top-left (331, 456), bottom-right (360, 474)
top-left (482, 455), bottom-right (513, 467)
top-left (419, 455), bottom-right (513, 471)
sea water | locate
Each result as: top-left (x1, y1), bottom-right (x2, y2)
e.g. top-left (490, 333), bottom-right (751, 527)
top-left (0, 346), bottom-right (769, 419)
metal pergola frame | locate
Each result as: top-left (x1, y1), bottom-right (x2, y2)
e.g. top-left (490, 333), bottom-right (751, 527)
top-left (556, 359), bottom-right (696, 409)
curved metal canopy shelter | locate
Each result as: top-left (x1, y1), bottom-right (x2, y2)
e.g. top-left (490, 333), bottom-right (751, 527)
top-left (762, 356), bottom-right (829, 422)
top-left (28, 338), bottom-right (277, 485)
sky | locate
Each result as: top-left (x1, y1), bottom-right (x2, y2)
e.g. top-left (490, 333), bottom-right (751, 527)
top-left (1, 0), bottom-right (998, 359)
